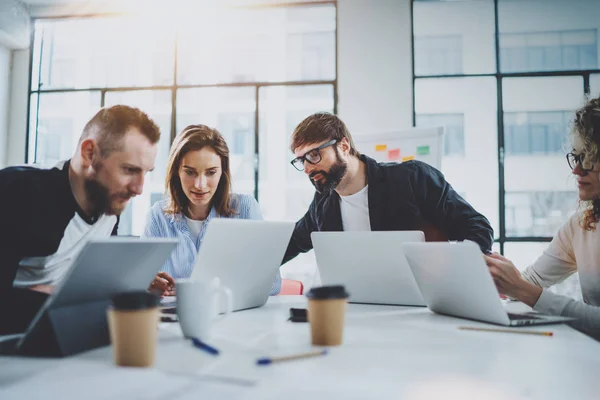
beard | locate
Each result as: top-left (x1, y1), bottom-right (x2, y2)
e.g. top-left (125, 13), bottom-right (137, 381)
top-left (309, 149), bottom-right (348, 193)
top-left (84, 177), bottom-right (112, 216)
top-left (84, 163), bottom-right (132, 216)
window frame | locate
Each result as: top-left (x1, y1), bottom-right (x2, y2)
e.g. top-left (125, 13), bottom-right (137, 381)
top-left (411, 0), bottom-right (600, 252)
top-left (26, 2), bottom-right (338, 203)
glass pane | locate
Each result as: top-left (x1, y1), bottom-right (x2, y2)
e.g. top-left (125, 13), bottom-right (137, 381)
top-left (499, 0), bottom-right (599, 73)
top-left (504, 242), bottom-right (582, 301)
top-left (104, 90), bottom-right (172, 186)
top-left (413, 0), bottom-right (496, 76)
top-left (31, 21), bottom-right (43, 90)
top-left (491, 242), bottom-right (501, 254)
top-left (32, 17), bottom-right (175, 90)
top-left (177, 4), bottom-right (336, 85)
top-left (502, 76), bottom-right (581, 237)
top-left (591, 73), bottom-right (600, 98)
top-left (29, 91), bottom-right (101, 166)
top-left (176, 87), bottom-right (256, 197)
top-left (258, 84), bottom-right (334, 292)
top-left (258, 84), bottom-right (334, 222)
top-left (415, 77), bottom-right (499, 239)
top-left (415, 113), bottom-right (465, 157)
top-left (104, 90), bottom-right (173, 235)
top-left (504, 111), bottom-right (571, 156)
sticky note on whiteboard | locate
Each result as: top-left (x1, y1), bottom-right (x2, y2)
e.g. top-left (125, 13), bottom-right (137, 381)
top-left (375, 144), bottom-right (387, 151)
top-left (402, 155), bottom-right (415, 162)
top-left (416, 145), bottom-right (430, 155)
top-left (388, 148), bottom-right (401, 161)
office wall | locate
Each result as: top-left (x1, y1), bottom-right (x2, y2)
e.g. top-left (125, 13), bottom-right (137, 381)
top-left (337, 0), bottom-right (413, 136)
top-left (7, 0), bottom-right (414, 166)
top-left (0, 45), bottom-right (10, 168)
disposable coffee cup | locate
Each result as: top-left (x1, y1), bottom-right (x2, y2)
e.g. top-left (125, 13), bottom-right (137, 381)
top-left (306, 285), bottom-right (349, 346)
top-left (107, 291), bottom-right (161, 367)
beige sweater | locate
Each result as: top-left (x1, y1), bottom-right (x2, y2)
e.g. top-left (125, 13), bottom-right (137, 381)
top-left (522, 211), bottom-right (600, 340)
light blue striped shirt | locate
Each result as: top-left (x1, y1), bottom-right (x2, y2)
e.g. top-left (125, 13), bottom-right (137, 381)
top-left (143, 193), bottom-right (281, 295)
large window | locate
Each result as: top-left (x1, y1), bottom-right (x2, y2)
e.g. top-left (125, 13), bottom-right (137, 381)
top-left (413, 0), bottom-right (600, 299)
top-left (27, 3), bottom-right (337, 236)
top-left (413, 0), bottom-right (496, 76)
top-left (502, 76), bottom-right (581, 239)
top-left (29, 91), bottom-right (101, 166)
top-left (415, 77), bottom-right (499, 237)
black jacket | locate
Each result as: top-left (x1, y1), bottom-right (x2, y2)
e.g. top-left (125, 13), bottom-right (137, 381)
top-left (0, 161), bottom-right (119, 333)
top-left (282, 155), bottom-right (493, 264)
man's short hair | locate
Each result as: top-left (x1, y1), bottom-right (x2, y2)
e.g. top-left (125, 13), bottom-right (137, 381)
top-left (290, 112), bottom-right (359, 156)
top-left (79, 105), bottom-right (161, 157)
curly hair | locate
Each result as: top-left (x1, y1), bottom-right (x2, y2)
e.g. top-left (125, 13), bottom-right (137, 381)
top-left (571, 96), bottom-right (600, 230)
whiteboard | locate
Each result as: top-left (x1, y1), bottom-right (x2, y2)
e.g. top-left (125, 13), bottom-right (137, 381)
top-left (352, 126), bottom-right (444, 170)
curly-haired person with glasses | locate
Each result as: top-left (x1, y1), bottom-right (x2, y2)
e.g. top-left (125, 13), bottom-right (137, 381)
top-left (485, 95), bottom-right (600, 340)
top-left (282, 112), bottom-right (494, 265)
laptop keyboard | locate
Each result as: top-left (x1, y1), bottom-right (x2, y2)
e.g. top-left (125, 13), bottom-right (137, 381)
top-left (507, 312), bottom-right (541, 320)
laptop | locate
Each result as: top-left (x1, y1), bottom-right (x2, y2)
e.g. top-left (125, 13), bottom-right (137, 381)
top-left (190, 219), bottom-right (295, 312)
top-left (311, 231), bottom-right (426, 306)
top-left (3, 238), bottom-right (178, 357)
top-left (402, 241), bottom-right (574, 326)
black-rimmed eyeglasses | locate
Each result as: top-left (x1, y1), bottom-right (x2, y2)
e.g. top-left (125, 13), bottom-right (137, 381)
top-left (566, 152), bottom-right (596, 172)
top-left (290, 139), bottom-right (338, 171)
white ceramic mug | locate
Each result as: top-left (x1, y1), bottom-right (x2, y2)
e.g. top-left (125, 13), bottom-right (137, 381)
top-left (176, 277), bottom-right (233, 341)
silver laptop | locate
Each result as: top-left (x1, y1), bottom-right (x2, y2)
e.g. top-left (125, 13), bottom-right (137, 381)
top-left (402, 241), bottom-right (574, 326)
top-left (312, 231), bottom-right (426, 306)
top-left (191, 219), bottom-right (294, 311)
top-left (14, 237), bottom-right (179, 356)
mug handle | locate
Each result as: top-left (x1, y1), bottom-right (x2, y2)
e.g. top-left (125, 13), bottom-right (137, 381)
top-left (213, 285), bottom-right (233, 320)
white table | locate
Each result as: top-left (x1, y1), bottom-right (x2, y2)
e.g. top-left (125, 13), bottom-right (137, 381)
top-left (1, 296), bottom-right (599, 399)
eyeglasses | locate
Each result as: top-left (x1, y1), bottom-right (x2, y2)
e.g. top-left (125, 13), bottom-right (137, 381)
top-left (290, 139), bottom-right (338, 171)
top-left (566, 152), bottom-right (596, 172)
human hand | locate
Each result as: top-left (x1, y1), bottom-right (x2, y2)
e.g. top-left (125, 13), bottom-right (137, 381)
top-left (484, 252), bottom-right (541, 306)
top-left (149, 272), bottom-right (176, 297)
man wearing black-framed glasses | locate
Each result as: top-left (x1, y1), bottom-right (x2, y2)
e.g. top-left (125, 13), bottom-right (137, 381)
top-left (290, 139), bottom-right (346, 193)
top-left (281, 112), bottom-right (494, 265)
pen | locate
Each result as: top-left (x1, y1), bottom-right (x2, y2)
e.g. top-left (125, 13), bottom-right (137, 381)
top-left (191, 337), bottom-right (220, 355)
top-left (458, 326), bottom-right (553, 336)
top-left (256, 349), bottom-right (328, 365)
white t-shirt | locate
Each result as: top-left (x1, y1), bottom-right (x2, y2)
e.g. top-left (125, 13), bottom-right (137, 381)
top-left (339, 185), bottom-right (371, 231)
top-left (185, 216), bottom-right (206, 239)
top-left (14, 213), bottom-right (118, 287)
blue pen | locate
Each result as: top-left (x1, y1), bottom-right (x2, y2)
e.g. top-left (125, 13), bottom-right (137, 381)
top-left (191, 337), bottom-right (220, 355)
top-left (257, 349), bottom-right (328, 365)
